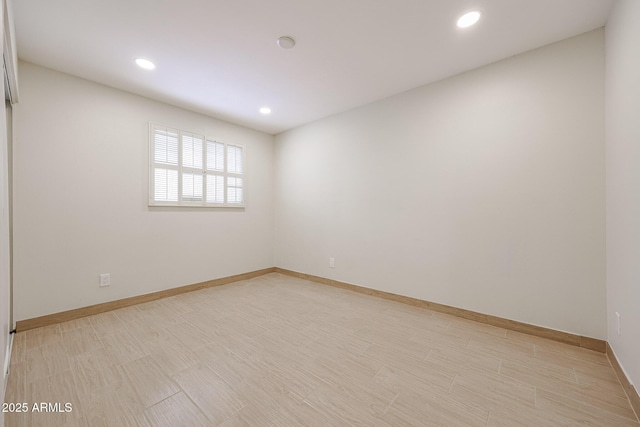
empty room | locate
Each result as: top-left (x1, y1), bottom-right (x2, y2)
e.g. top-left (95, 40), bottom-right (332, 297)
top-left (1, 0), bottom-right (639, 425)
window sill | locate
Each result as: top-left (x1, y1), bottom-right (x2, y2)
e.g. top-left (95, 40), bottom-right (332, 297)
top-left (148, 203), bottom-right (245, 209)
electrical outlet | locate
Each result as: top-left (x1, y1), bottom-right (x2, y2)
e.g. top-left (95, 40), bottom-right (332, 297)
top-left (616, 312), bottom-right (621, 335)
top-left (329, 257), bottom-right (335, 268)
top-left (99, 273), bottom-right (111, 287)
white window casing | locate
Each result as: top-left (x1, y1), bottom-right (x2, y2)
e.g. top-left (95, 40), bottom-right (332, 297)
top-left (149, 123), bottom-right (245, 207)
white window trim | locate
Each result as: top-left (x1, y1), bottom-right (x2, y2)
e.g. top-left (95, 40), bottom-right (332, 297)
top-left (149, 123), bottom-right (246, 208)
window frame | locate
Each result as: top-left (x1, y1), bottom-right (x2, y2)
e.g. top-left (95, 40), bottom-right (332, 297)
top-left (148, 123), bottom-right (246, 208)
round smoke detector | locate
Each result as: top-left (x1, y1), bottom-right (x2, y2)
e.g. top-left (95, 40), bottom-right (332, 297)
top-left (277, 36), bottom-right (296, 49)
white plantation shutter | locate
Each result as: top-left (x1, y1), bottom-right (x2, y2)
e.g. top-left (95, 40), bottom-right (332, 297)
top-left (227, 145), bottom-right (243, 174)
top-left (227, 177), bottom-right (244, 204)
top-left (206, 174), bottom-right (224, 204)
top-left (182, 172), bottom-right (203, 201)
top-left (182, 133), bottom-right (204, 169)
top-left (154, 168), bottom-right (178, 202)
top-left (154, 128), bottom-right (179, 165)
top-left (207, 140), bottom-right (225, 171)
top-left (226, 144), bottom-right (244, 205)
top-left (151, 126), bottom-right (179, 203)
top-left (150, 123), bottom-right (244, 207)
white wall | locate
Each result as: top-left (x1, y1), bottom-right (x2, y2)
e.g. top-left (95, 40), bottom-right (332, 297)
top-left (13, 61), bottom-right (274, 321)
top-left (275, 29), bottom-right (606, 339)
top-left (606, 0), bottom-right (640, 393)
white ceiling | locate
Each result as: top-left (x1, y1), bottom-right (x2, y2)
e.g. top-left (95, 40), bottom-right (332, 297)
top-left (13, 0), bottom-right (614, 135)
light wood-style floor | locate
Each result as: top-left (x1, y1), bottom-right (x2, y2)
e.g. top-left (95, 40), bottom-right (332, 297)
top-left (4, 273), bottom-right (639, 426)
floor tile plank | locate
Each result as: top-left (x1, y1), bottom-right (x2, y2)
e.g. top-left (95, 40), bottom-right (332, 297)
top-left (5, 273), bottom-right (638, 426)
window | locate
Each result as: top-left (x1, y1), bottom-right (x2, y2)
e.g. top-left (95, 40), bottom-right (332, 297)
top-left (149, 123), bottom-right (244, 207)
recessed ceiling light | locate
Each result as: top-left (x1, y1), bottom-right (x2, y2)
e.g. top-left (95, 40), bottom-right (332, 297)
top-left (135, 58), bottom-right (156, 70)
top-left (260, 107), bottom-right (272, 115)
top-left (457, 10), bottom-right (481, 28)
top-left (277, 36), bottom-right (296, 49)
